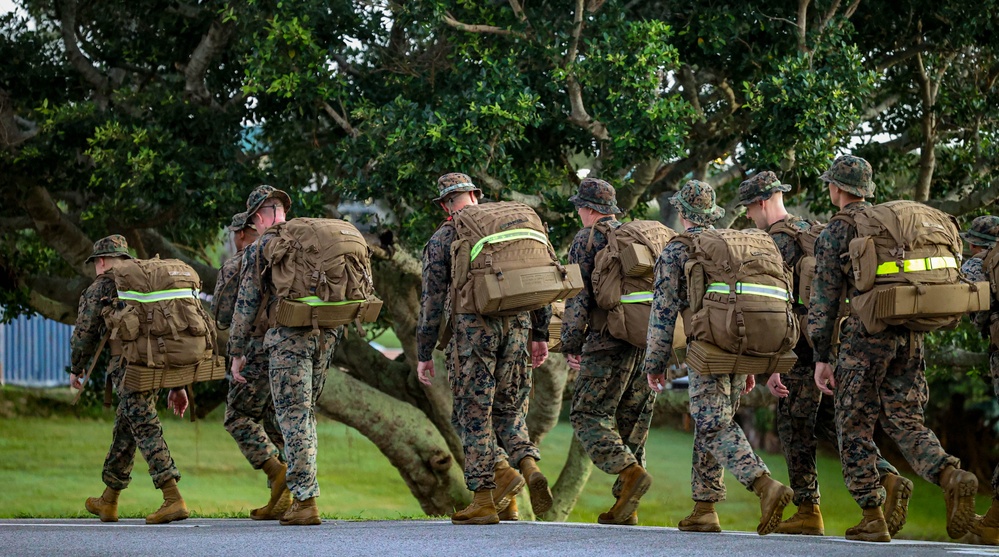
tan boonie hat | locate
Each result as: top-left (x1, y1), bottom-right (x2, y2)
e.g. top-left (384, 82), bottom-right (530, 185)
top-left (433, 173), bottom-right (482, 203)
top-left (228, 211), bottom-right (251, 232)
top-left (819, 155), bottom-right (875, 198)
top-left (737, 171), bottom-right (791, 206)
top-left (85, 234), bottom-right (133, 264)
top-left (669, 180), bottom-right (725, 227)
top-left (569, 178), bottom-right (621, 215)
top-left (245, 185), bottom-right (292, 218)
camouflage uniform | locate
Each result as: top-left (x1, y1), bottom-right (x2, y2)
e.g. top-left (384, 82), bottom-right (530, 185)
top-left (562, 178), bottom-right (654, 482)
top-left (808, 156), bottom-right (961, 510)
top-left (71, 235), bottom-right (180, 491)
top-left (645, 181), bottom-right (771, 501)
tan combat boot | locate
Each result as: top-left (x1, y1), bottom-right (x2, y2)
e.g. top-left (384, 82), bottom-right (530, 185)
top-left (845, 506), bottom-right (891, 542)
top-left (493, 460), bottom-right (526, 514)
top-left (677, 501), bottom-right (721, 532)
top-left (280, 497), bottom-right (321, 526)
top-left (598, 507), bottom-right (639, 525)
top-left (941, 465), bottom-right (978, 538)
top-left (775, 501), bottom-right (824, 535)
top-left (497, 496), bottom-right (519, 521)
top-left (85, 487), bottom-right (121, 522)
top-left (752, 473), bottom-right (793, 535)
top-left (146, 478), bottom-right (190, 524)
top-left (881, 472), bottom-right (913, 537)
top-left (599, 464), bottom-right (652, 525)
top-left (451, 488), bottom-right (499, 525)
top-left (968, 499), bottom-right (999, 545)
top-left (250, 457), bottom-right (292, 520)
top-left (519, 457), bottom-right (553, 514)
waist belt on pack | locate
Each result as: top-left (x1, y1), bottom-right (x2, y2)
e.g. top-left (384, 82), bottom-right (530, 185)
top-left (620, 291), bottom-right (653, 304)
top-left (470, 229), bottom-right (549, 261)
top-left (296, 296), bottom-right (366, 307)
top-left (117, 289), bottom-right (199, 303)
top-left (706, 282), bottom-right (790, 302)
top-left (875, 257), bottom-right (958, 275)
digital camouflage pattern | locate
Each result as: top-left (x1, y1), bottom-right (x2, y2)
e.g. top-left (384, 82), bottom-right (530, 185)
top-left (809, 201), bottom-right (961, 508)
top-left (85, 234), bottom-right (133, 263)
top-left (433, 172), bottom-right (482, 203)
top-left (228, 211), bottom-right (251, 232)
top-left (245, 185), bottom-right (291, 218)
top-left (737, 171), bottom-right (791, 206)
top-left (963, 252), bottom-right (999, 498)
top-left (668, 180), bottom-right (725, 227)
top-left (819, 155), bottom-right (875, 198)
top-left (70, 273), bottom-right (180, 490)
top-left (961, 216), bottom-right (999, 248)
top-left (569, 177), bottom-right (621, 214)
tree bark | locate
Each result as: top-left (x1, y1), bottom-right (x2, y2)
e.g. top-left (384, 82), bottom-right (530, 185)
top-left (21, 184), bottom-right (95, 278)
top-left (539, 434), bottom-right (593, 521)
top-left (526, 355), bottom-right (570, 445)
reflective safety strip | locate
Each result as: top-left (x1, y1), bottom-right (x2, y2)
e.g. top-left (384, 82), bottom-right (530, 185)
top-left (470, 229), bottom-right (549, 261)
top-left (295, 296), bottom-right (364, 307)
top-left (875, 256), bottom-right (957, 275)
top-left (706, 282), bottom-right (790, 301)
top-left (118, 289), bottom-right (198, 303)
top-left (620, 291), bottom-right (653, 304)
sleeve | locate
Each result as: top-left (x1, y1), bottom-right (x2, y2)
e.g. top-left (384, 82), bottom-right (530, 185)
top-left (211, 255), bottom-right (240, 329)
top-left (559, 228), bottom-right (596, 354)
top-left (69, 276), bottom-right (115, 374)
top-left (961, 258), bottom-right (991, 336)
top-left (771, 232), bottom-right (802, 269)
top-left (416, 226), bottom-right (454, 362)
top-left (643, 243), bottom-right (689, 376)
top-left (530, 305), bottom-right (552, 342)
top-left (228, 240), bottom-right (266, 358)
top-left (807, 222), bottom-right (850, 363)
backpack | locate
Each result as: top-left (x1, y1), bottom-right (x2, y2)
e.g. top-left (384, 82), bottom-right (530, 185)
top-left (682, 229), bottom-right (799, 374)
top-left (841, 200), bottom-right (989, 333)
top-left (975, 248), bottom-right (999, 347)
top-left (104, 258), bottom-right (226, 391)
top-left (767, 216), bottom-right (835, 347)
top-left (590, 219), bottom-right (676, 348)
top-left (262, 217), bottom-right (383, 329)
top-left (450, 201), bottom-right (583, 316)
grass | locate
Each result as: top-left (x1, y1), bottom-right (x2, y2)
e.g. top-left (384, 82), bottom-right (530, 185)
top-left (0, 405), bottom-right (981, 540)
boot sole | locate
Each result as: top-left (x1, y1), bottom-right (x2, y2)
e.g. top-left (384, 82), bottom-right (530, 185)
top-left (846, 531), bottom-right (891, 542)
top-left (145, 509), bottom-right (190, 525)
top-left (678, 523), bottom-right (722, 533)
top-left (280, 517), bottom-right (322, 526)
top-left (251, 488), bottom-right (293, 520)
top-left (494, 475), bottom-right (527, 513)
top-left (451, 514), bottom-right (500, 525)
top-left (883, 475), bottom-right (913, 537)
top-left (945, 472), bottom-right (978, 539)
top-left (85, 499), bottom-right (118, 523)
top-left (611, 472), bottom-right (652, 524)
top-left (774, 526), bottom-right (824, 536)
top-left (758, 486), bottom-right (793, 536)
top-left (528, 472), bottom-right (553, 514)
top-left (598, 515), bottom-right (639, 525)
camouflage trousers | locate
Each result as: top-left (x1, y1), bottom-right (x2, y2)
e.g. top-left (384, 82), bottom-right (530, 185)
top-left (688, 370), bottom-right (769, 502)
top-left (834, 316), bottom-right (959, 508)
top-left (570, 346), bottom-right (655, 477)
top-left (267, 326), bottom-right (342, 501)
top-left (448, 313), bottom-right (540, 492)
top-left (102, 360), bottom-right (180, 491)
top-left (224, 346), bottom-right (284, 469)
top-left (990, 351), bottom-right (999, 498)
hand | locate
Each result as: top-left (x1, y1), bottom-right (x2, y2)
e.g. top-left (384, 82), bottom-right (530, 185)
top-left (167, 388), bottom-right (189, 418)
top-left (230, 356), bottom-right (247, 384)
top-left (743, 373), bottom-right (756, 395)
top-left (565, 354), bottom-right (581, 371)
top-left (530, 341), bottom-right (549, 368)
top-left (417, 360), bottom-right (435, 386)
top-left (766, 373), bottom-right (789, 398)
top-left (70, 373), bottom-right (83, 390)
top-left (648, 373), bottom-right (667, 393)
top-left (815, 362), bottom-right (836, 396)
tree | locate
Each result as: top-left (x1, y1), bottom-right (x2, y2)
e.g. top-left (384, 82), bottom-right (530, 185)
top-left (3, 0), bottom-right (998, 516)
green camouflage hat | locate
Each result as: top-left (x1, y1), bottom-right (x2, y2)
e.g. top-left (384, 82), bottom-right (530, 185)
top-left (669, 180), bottom-right (725, 226)
top-left (228, 211), bottom-right (251, 232)
top-left (84, 234), bottom-right (133, 264)
top-left (820, 155), bottom-right (875, 197)
top-left (569, 177), bottom-right (621, 215)
top-left (737, 171), bottom-right (791, 206)
top-left (961, 215), bottom-right (999, 247)
top-left (433, 172), bottom-right (482, 203)
top-left (245, 185), bottom-right (292, 218)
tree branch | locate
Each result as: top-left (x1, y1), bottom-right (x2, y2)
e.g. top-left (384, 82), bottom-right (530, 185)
top-left (182, 17), bottom-right (235, 105)
top-left (927, 182), bottom-right (999, 217)
top-left (442, 13), bottom-right (526, 38)
top-left (321, 101), bottom-right (360, 138)
top-left (565, 75), bottom-right (610, 141)
top-left (508, 0), bottom-right (527, 22)
top-left (796, 0), bottom-right (810, 53)
top-left (564, 0), bottom-right (585, 68)
top-left (58, 0), bottom-right (110, 104)
top-left (20, 183), bottom-right (95, 278)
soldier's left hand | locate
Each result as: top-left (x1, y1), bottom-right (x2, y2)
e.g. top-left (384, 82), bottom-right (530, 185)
top-left (814, 362), bottom-right (835, 395)
top-left (167, 388), bottom-right (189, 418)
top-left (530, 341), bottom-right (549, 368)
top-left (766, 373), bottom-right (789, 398)
top-left (565, 354), bottom-right (581, 371)
top-left (742, 374), bottom-right (756, 394)
top-left (648, 373), bottom-right (667, 393)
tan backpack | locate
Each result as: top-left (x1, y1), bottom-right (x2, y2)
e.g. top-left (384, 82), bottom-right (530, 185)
top-left (451, 201), bottom-right (583, 316)
top-left (683, 229), bottom-right (799, 374)
top-left (262, 218), bottom-right (383, 329)
top-left (104, 258), bottom-right (226, 391)
top-left (980, 249), bottom-right (999, 347)
top-left (841, 201), bottom-right (988, 333)
top-left (591, 220), bottom-right (676, 348)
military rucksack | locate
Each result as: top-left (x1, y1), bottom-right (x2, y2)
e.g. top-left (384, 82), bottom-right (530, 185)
top-left (682, 229), bottom-right (800, 375)
top-left (104, 258), bottom-right (226, 391)
top-left (840, 200), bottom-right (988, 333)
top-left (590, 219), bottom-right (676, 348)
top-left (975, 248), bottom-right (999, 347)
top-left (450, 201), bottom-right (583, 316)
top-left (262, 217), bottom-right (383, 329)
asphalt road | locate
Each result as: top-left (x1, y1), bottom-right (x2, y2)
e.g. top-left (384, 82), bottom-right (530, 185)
top-left (3, 519), bottom-right (998, 557)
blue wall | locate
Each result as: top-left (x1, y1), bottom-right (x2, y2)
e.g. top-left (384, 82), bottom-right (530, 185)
top-left (1, 315), bottom-right (72, 387)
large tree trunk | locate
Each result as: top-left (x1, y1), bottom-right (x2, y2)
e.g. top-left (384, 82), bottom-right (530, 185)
top-left (540, 434), bottom-right (594, 521)
top-left (526, 355), bottom-right (570, 444)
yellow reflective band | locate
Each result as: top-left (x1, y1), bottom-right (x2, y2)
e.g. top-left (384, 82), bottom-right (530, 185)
top-left (620, 292), bottom-right (653, 304)
top-left (295, 297), bottom-right (365, 307)
top-left (118, 289), bottom-right (198, 303)
top-left (470, 229), bottom-right (549, 261)
top-left (706, 282), bottom-right (790, 301)
top-left (875, 256), bottom-right (957, 275)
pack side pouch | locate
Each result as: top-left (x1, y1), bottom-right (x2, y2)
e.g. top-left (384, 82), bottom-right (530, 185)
top-left (849, 236), bottom-right (877, 292)
top-left (797, 255), bottom-right (817, 306)
top-left (990, 315), bottom-right (999, 350)
top-left (317, 257), bottom-right (348, 301)
top-left (734, 298), bottom-right (797, 356)
top-left (109, 304), bottom-right (141, 342)
top-left (850, 290), bottom-right (888, 334)
top-left (685, 260), bottom-right (705, 314)
top-left (605, 302), bottom-right (651, 348)
top-left (451, 240), bottom-right (471, 291)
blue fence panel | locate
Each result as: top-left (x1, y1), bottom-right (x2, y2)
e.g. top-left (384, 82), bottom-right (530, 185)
top-left (1, 315), bottom-right (73, 387)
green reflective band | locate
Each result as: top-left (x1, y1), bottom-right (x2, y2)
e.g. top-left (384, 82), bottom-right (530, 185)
top-left (295, 297), bottom-right (364, 307)
top-left (118, 289), bottom-right (198, 303)
top-left (875, 256), bottom-right (957, 275)
top-left (621, 291), bottom-right (653, 303)
top-left (470, 229), bottom-right (549, 261)
top-left (706, 282), bottom-right (790, 301)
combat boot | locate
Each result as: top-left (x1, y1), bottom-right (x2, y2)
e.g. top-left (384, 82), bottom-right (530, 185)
top-left (146, 478), bottom-right (189, 524)
top-left (600, 464), bottom-right (651, 525)
top-left (519, 456), bottom-right (553, 514)
top-left (598, 506), bottom-right (639, 525)
top-left (451, 489), bottom-right (499, 525)
top-left (85, 487), bottom-right (120, 522)
top-left (677, 501), bottom-right (721, 532)
top-left (940, 465), bottom-right (978, 538)
top-left (493, 460), bottom-right (526, 514)
top-left (280, 497), bottom-right (321, 526)
top-left (845, 506), bottom-right (890, 542)
top-left (752, 473), bottom-right (793, 535)
top-left (250, 456), bottom-right (292, 520)
top-left (497, 496), bottom-right (519, 521)
top-left (774, 501), bottom-right (824, 535)
top-left (881, 472), bottom-right (913, 537)
top-left (968, 499), bottom-right (999, 545)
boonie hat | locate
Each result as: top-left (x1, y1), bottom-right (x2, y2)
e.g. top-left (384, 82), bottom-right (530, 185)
top-left (85, 234), bottom-right (133, 264)
top-left (669, 180), bottom-right (725, 227)
top-left (738, 171), bottom-right (791, 206)
top-left (569, 178), bottom-right (621, 215)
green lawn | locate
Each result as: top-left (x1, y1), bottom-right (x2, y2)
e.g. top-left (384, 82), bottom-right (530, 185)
top-left (0, 407), bottom-right (982, 540)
